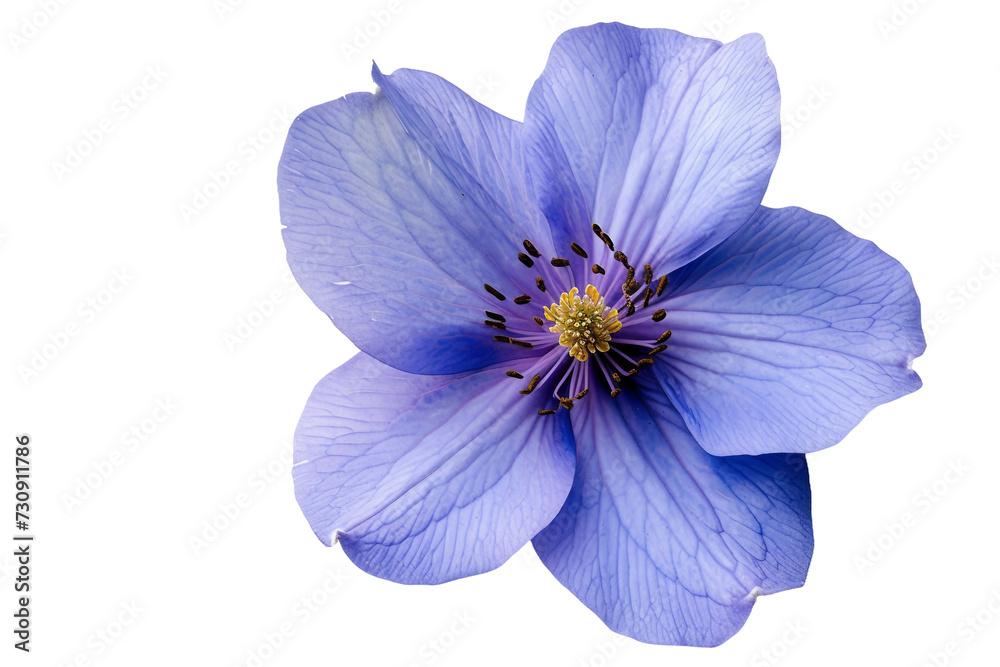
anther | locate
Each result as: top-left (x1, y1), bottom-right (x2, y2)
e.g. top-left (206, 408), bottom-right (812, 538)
top-left (627, 368), bottom-right (638, 376)
top-left (644, 264), bottom-right (653, 285)
top-left (655, 275), bottom-right (668, 297)
top-left (626, 299), bottom-right (636, 317)
top-left (536, 277), bottom-right (547, 293)
top-left (523, 239), bottom-right (541, 258)
top-left (511, 339), bottom-right (533, 349)
top-left (538, 409), bottom-right (557, 416)
top-left (518, 253), bottom-right (534, 268)
top-left (519, 374), bottom-right (541, 395)
top-left (513, 294), bottom-right (532, 305)
top-left (571, 243), bottom-right (588, 258)
top-left (600, 232), bottom-right (615, 251)
top-left (648, 345), bottom-right (667, 356)
top-left (625, 280), bottom-right (641, 296)
top-left (485, 310), bottom-right (506, 322)
top-left (592, 263), bottom-right (606, 275)
top-left (558, 397), bottom-right (575, 410)
top-left (550, 257), bottom-right (571, 267)
top-left (612, 372), bottom-right (622, 383)
top-left (591, 223), bottom-right (603, 237)
top-left (656, 330), bottom-right (672, 344)
top-left (484, 283), bottom-right (506, 301)
top-left (533, 316), bottom-right (545, 326)
top-left (642, 287), bottom-right (652, 308)
top-left (484, 320), bottom-right (506, 330)
top-left (610, 388), bottom-right (622, 398)
top-left (506, 370), bottom-right (524, 379)
top-left (574, 388), bottom-right (590, 400)
top-left (613, 251), bottom-right (629, 267)
top-left (651, 309), bottom-right (666, 322)
top-left (637, 358), bottom-right (654, 367)
top-left (494, 335), bottom-right (512, 344)
top-left (625, 266), bottom-right (635, 286)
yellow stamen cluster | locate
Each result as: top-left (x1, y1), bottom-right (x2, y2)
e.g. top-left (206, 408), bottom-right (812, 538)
top-left (544, 285), bottom-right (622, 362)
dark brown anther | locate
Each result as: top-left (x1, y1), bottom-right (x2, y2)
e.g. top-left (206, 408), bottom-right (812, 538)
top-left (484, 320), bottom-right (506, 330)
top-left (644, 264), bottom-right (653, 285)
top-left (513, 294), bottom-right (532, 305)
top-left (533, 316), bottom-right (545, 326)
top-left (511, 339), bottom-right (533, 349)
top-left (571, 242), bottom-right (588, 258)
top-left (626, 299), bottom-right (636, 317)
top-left (612, 372), bottom-right (622, 383)
top-left (519, 374), bottom-right (541, 395)
top-left (613, 251), bottom-right (630, 267)
top-left (637, 358), bottom-right (654, 367)
top-left (535, 277), bottom-right (547, 293)
top-left (538, 409), bottom-right (557, 416)
top-left (523, 239), bottom-right (541, 258)
top-left (591, 223), bottom-right (603, 237)
top-left (494, 335), bottom-right (512, 344)
top-left (627, 368), bottom-right (638, 376)
top-left (592, 263), bottom-right (606, 275)
top-left (655, 275), bottom-right (668, 297)
top-left (610, 388), bottom-right (622, 398)
top-left (625, 265), bottom-right (635, 286)
top-left (656, 330), bottom-right (672, 344)
top-left (648, 345), bottom-right (667, 356)
top-left (506, 370), bottom-right (524, 379)
top-left (600, 232), bottom-right (615, 251)
top-left (625, 280), bottom-right (641, 296)
top-left (550, 257), bottom-right (571, 267)
top-left (651, 309), bottom-right (666, 322)
top-left (485, 310), bottom-right (506, 322)
top-left (484, 283), bottom-right (506, 301)
top-left (558, 397), bottom-right (575, 410)
top-left (574, 388), bottom-right (590, 400)
top-left (518, 253), bottom-right (534, 268)
top-left (642, 287), bottom-right (653, 309)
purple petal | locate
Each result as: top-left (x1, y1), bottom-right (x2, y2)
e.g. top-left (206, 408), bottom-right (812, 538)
top-left (524, 23), bottom-right (780, 274)
top-left (279, 81), bottom-right (541, 375)
top-left (643, 205), bottom-right (925, 456)
top-left (534, 379), bottom-right (812, 646)
top-left (294, 353), bottom-right (576, 584)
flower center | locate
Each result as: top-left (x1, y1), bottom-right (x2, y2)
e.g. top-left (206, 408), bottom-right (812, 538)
top-left (544, 285), bottom-right (621, 362)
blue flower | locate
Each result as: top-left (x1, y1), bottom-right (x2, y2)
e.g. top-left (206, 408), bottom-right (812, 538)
top-left (278, 23), bottom-right (925, 646)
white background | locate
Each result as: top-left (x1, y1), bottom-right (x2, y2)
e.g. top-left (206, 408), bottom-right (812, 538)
top-left (2, 0), bottom-right (998, 665)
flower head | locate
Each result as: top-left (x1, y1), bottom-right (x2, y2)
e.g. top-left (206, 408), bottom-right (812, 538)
top-left (279, 22), bottom-right (925, 646)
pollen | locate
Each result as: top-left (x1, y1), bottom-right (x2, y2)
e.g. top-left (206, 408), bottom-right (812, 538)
top-left (543, 285), bottom-right (622, 362)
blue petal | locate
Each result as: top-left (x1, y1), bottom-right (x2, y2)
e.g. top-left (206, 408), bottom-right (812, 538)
top-left (279, 77), bottom-right (542, 375)
top-left (642, 205), bottom-right (925, 456)
top-left (534, 379), bottom-right (813, 646)
top-left (294, 353), bottom-right (576, 584)
top-left (524, 23), bottom-right (780, 274)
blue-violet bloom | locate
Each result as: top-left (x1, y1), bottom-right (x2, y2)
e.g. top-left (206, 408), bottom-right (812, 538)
top-left (278, 23), bottom-right (925, 646)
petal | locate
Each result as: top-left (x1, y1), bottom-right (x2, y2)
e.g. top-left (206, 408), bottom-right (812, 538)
top-left (279, 82), bottom-right (540, 375)
top-left (294, 353), bottom-right (576, 584)
top-left (644, 205), bottom-right (925, 456)
top-left (524, 23), bottom-right (780, 274)
top-left (533, 380), bottom-right (813, 646)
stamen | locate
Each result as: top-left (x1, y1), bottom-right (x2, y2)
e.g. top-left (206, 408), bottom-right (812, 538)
top-left (519, 374), bottom-right (541, 395)
top-left (648, 345), bottom-right (667, 355)
top-left (493, 335), bottom-right (512, 344)
top-left (625, 266), bottom-right (635, 286)
top-left (644, 264), bottom-right (653, 285)
top-left (558, 397), bottom-right (575, 410)
top-left (485, 310), bottom-right (506, 322)
top-left (484, 283), bottom-right (506, 301)
top-left (513, 294), bottom-right (532, 305)
top-left (624, 280), bottom-right (641, 296)
top-left (610, 388), bottom-right (621, 397)
top-left (637, 358), bottom-right (654, 367)
top-left (511, 339), bottom-right (533, 348)
top-left (506, 370), bottom-right (524, 379)
top-left (536, 277), bottom-right (547, 293)
top-left (656, 275), bottom-right (668, 297)
top-left (574, 388), bottom-right (589, 400)
top-left (612, 372), bottom-right (622, 383)
top-left (523, 239), bottom-right (541, 258)
top-left (550, 257), bottom-right (571, 267)
top-left (592, 264), bottom-right (605, 275)
top-left (642, 287), bottom-right (652, 308)
top-left (518, 253), bottom-right (534, 268)
top-left (571, 243), bottom-right (588, 258)
top-left (656, 330), bottom-right (672, 344)
top-left (538, 409), bottom-right (557, 415)
top-left (614, 251), bottom-right (629, 267)
top-left (591, 223), bottom-right (603, 237)
top-left (600, 232), bottom-right (615, 251)
top-left (533, 316), bottom-right (545, 326)
top-left (484, 320), bottom-right (506, 330)
top-left (651, 309), bottom-right (666, 322)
